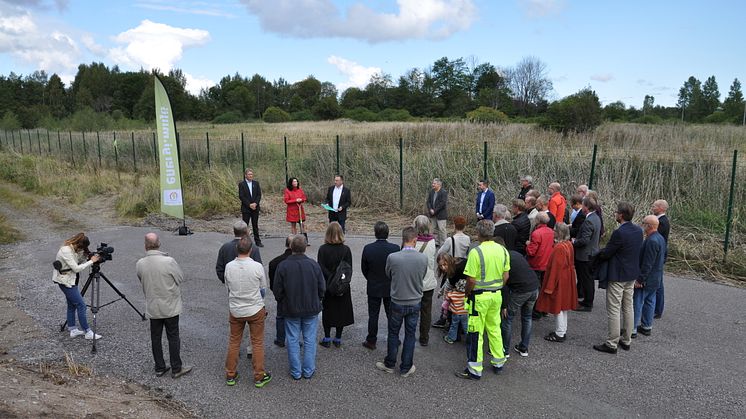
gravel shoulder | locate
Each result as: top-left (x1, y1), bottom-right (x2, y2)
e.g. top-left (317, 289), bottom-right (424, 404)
top-left (1, 181), bottom-right (745, 418)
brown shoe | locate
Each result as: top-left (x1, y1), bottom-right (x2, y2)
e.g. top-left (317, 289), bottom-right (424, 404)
top-left (362, 341), bottom-right (376, 350)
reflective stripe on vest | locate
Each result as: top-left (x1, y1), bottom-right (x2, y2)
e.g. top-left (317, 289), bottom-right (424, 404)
top-left (473, 245), bottom-right (504, 290)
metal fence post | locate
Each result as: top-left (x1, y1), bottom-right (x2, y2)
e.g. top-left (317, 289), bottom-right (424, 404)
top-left (206, 132), bottom-right (211, 169)
top-left (12, 130), bottom-right (16, 150)
top-left (723, 149), bottom-right (738, 261)
top-left (96, 132), bottom-right (102, 167)
top-left (36, 130), bottom-right (42, 156)
top-left (57, 131), bottom-right (61, 151)
top-left (399, 137), bottom-right (404, 211)
top-left (283, 136), bottom-right (289, 184)
top-left (335, 135), bottom-right (340, 175)
top-left (131, 132), bottom-right (137, 172)
top-left (68, 131), bottom-right (74, 166)
top-left (114, 131), bottom-right (120, 181)
top-left (241, 132), bottom-right (246, 173)
top-left (483, 140), bottom-right (488, 181)
top-left (19, 130), bottom-right (23, 153)
top-left (588, 144), bottom-right (598, 190)
top-left (82, 131), bottom-right (88, 162)
top-left (46, 130), bottom-right (51, 153)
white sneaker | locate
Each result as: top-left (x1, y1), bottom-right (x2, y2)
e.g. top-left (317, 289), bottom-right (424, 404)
top-left (85, 330), bottom-right (102, 340)
top-left (69, 328), bottom-right (85, 338)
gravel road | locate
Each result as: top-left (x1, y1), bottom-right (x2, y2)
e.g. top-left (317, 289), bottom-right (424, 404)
top-left (6, 226), bottom-right (746, 418)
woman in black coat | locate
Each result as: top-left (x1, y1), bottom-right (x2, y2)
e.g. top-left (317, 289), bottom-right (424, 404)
top-left (317, 222), bottom-right (354, 348)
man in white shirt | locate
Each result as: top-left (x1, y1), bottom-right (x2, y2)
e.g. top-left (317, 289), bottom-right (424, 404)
top-left (325, 175), bottom-right (351, 232)
top-left (224, 237), bottom-right (271, 388)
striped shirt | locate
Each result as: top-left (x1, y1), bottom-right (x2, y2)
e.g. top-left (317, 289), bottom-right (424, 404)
top-left (446, 290), bottom-right (468, 315)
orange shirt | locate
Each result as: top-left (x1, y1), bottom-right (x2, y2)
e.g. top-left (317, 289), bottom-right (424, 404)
top-left (548, 192), bottom-right (567, 224)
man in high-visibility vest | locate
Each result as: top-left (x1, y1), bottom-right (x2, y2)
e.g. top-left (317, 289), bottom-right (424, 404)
top-left (456, 219), bottom-right (510, 380)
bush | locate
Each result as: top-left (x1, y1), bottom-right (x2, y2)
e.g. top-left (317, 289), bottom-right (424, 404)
top-left (542, 88), bottom-right (603, 133)
top-left (290, 110), bottom-right (316, 121)
top-left (466, 106), bottom-right (509, 124)
top-left (378, 108), bottom-right (413, 121)
top-left (69, 107), bottom-right (113, 132)
top-left (703, 111), bottom-right (730, 124)
top-left (1, 111), bottom-right (22, 130)
top-left (211, 111), bottom-right (243, 124)
top-left (263, 106), bottom-right (291, 123)
top-left (633, 115), bottom-right (663, 124)
top-left (112, 109), bottom-right (125, 121)
top-left (343, 107), bottom-right (378, 122)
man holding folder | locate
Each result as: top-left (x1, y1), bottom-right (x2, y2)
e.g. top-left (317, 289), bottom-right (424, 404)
top-left (325, 175), bottom-right (351, 233)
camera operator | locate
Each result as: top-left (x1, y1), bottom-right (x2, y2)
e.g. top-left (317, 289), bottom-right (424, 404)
top-left (136, 232), bottom-right (193, 379)
top-left (52, 233), bottom-right (102, 340)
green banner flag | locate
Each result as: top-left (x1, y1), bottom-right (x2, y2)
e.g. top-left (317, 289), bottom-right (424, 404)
top-left (154, 76), bottom-right (184, 219)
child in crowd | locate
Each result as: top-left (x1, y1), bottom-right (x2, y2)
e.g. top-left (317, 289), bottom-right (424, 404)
top-left (443, 278), bottom-right (468, 344)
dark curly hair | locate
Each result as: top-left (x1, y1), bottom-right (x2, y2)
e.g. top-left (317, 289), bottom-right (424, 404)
top-left (287, 177), bottom-right (300, 190)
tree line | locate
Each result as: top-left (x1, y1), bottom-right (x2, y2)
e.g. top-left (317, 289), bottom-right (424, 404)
top-left (0, 57), bottom-right (743, 133)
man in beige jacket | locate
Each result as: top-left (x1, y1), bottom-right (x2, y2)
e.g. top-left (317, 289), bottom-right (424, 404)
top-left (136, 232), bottom-right (193, 379)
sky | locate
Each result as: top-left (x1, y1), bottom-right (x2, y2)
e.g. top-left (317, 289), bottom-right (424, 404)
top-left (0, 0), bottom-right (744, 108)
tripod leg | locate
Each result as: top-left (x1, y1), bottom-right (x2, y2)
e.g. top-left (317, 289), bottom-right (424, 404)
top-left (91, 273), bottom-right (98, 354)
top-left (99, 273), bottom-right (146, 321)
top-left (60, 274), bottom-right (94, 332)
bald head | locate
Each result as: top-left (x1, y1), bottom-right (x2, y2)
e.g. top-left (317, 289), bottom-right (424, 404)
top-left (643, 215), bottom-right (659, 236)
top-left (576, 184), bottom-right (588, 197)
top-left (548, 182), bottom-right (561, 194)
top-left (144, 232), bottom-right (160, 250)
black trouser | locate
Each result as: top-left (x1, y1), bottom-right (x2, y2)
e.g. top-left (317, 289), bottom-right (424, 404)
top-left (242, 210), bottom-right (261, 243)
top-left (324, 326), bottom-right (344, 339)
top-left (328, 212), bottom-right (346, 233)
top-left (366, 296), bottom-right (391, 343)
top-left (150, 315), bottom-right (182, 372)
top-left (575, 260), bottom-right (594, 307)
top-left (419, 290), bottom-right (434, 343)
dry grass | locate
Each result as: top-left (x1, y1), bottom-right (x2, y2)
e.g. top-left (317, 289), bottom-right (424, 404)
top-left (64, 351), bottom-right (92, 377)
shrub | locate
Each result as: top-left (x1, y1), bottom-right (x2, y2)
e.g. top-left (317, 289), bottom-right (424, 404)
top-left (263, 106), bottom-right (291, 123)
top-left (290, 110), bottom-right (316, 121)
top-left (378, 108), bottom-right (413, 121)
top-left (69, 107), bottom-right (113, 132)
top-left (343, 107), bottom-right (378, 122)
top-left (542, 88), bottom-right (603, 133)
top-left (211, 111), bottom-right (243, 124)
top-left (1, 111), bottom-right (22, 130)
top-left (466, 106), bottom-right (509, 124)
top-left (633, 115), bottom-right (663, 124)
top-left (703, 111), bottom-right (730, 124)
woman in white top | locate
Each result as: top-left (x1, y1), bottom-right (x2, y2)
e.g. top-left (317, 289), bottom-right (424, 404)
top-left (52, 233), bottom-right (102, 340)
top-left (413, 215), bottom-right (436, 346)
top-left (436, 215), bottom-right (471, 260)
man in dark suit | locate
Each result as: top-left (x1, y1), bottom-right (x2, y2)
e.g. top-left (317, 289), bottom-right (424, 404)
top-left (493, 204), bottom-right (517, 251)
top-left (593, 202), bottom-right (643, 354)
top-left (215, 220), bottom-right (262, 284)
top-left (361, 222), bottom-right (400, 350)
top-left (238, 168), bottom-right (263, 247)
top-left (573, 196), bottom-right (602, 311)
top-left (634, 215), bottom-right (666, 337)
top-left (325, 174), bottom-right (352, 233)
top-left (475, 179), bottom-right (495, 222)
top-left (510, 199), bottom-right (531, 255)
top-left (569, 194), bottom-right (586, 239)
top-left (517, 175), bottom-right (533, 200)
top-left (426, 178), bottom-right (448, 246)
top-left (652, 199), bottom-right (670, 318)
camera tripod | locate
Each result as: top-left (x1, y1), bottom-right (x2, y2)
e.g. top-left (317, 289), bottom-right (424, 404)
top-left (59, 263), bottom-right (146, 353)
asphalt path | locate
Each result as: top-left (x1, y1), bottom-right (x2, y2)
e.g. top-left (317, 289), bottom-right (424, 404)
top-left (7, 226), bottom-right (746, 418)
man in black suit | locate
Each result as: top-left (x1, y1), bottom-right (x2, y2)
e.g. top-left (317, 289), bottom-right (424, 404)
top-left (573, 196), bottom-right (601, 311)
top-left (510, 199), bottom-right (531, 255)
top-left (652, 199), bottom-right (670, 318)
top-left (427, 178), bottom-right (448, 246)
top-left (325, 174), bottom-right (351, 233)
top-left (238, 168), bottom-right (263, 247)
top-left (593, 202), bottom-right (643, 354)
top-left (361, 222), bottom-right (400, 350)
top-left (569, 194), bottom-right (586, 239)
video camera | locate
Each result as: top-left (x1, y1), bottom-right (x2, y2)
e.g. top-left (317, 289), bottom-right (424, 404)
top-left (92, 242), bottom-right (114, 263)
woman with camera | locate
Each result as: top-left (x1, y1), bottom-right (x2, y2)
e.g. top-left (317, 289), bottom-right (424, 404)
top-left (52, 232), bottom-right (102, 340)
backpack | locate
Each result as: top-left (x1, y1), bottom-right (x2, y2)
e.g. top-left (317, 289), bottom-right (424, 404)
top-left (327, 260), bottom-right (352, 296)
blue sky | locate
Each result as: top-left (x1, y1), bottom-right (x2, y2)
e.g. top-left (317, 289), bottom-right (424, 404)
top-left (0, 0), bottom-right (743, 107)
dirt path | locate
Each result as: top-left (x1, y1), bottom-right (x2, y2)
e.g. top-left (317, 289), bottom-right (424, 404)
top-left (0, 181), bottom-right (196, 418)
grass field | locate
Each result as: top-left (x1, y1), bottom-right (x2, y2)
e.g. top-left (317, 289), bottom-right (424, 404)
top-left (1, 121), bottom-right (745, 278)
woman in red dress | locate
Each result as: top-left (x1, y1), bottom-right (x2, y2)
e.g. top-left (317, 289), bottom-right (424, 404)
top-left (535, 222), bottom-right (578, 343)
top-left (284, 177), bottom-right (307, 234)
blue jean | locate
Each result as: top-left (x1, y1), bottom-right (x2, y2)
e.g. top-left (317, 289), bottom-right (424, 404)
top-left (58, 284), bottom-right (89, 331)
top-left (634, 287), bottom-right (657, 330)
top-left (285, 315), bottom-right (319, 379)
top-left (447, 313), bottom-right (468, 341)
top-left (654, 279), bottom-right (664, 316)
top-left (501, 289), bottom-right (538, 351)
top-left (385, 302), bottom-right (420, 373)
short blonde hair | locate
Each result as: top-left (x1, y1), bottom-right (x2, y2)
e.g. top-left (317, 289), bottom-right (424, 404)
top-left (324, 222), bottom-right (345, 244)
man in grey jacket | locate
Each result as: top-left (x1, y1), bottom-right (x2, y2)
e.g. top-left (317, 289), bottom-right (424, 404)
top-left (573, 196), bottom-right (602, 312)
top-left (375, 227), bottom-right (428, 377)
top-left (136, 232), bottom-right (193, 379)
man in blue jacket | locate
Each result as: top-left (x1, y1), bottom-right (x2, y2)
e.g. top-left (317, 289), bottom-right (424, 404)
top-left (593, 202), bottom-right (643, 354)
top-left (633, 215), bottom-right (666, 337)
top-left (361, 222), bottom-right (400, 350)
top-left (475, 179), bottom-right (495, 222)
top-left (274, 235), bottom-right (326, 380)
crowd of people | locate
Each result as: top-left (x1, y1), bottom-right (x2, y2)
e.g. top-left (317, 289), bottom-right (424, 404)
top-left (52, 172), bottom-right (671, 387)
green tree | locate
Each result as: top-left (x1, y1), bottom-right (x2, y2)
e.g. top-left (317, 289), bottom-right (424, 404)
top-left (603, 101), bottom-right (627, 121)
top-left (542, 88), bottom-right (602, 133)
top-left (722, 78), bottom-right (744, 122)
top-left (46, 74), bottom-right (67, 118)
top-left (642, 95), bottom-right (654, 115)
top-left (312, 96), bottom-right (341, 120)
top-left (431, 57), bottom-right (472, 116)
top-left (701, 75), bottom-right (720, 116)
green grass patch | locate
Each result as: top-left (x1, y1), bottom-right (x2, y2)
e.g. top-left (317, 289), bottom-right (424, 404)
top-left (0, 184), bottom-right (35, 208)
top-left (0, 213), bottom-right (24, 244)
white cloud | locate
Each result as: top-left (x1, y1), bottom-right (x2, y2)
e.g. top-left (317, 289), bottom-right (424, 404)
top-left (108, 20), bottom-right (210, 73)
top-left (519, 0), bottom-right (565, 18)
top-left (0, 2), bottom-right (80, 75)
top-left (184, 72), bottom-right (214, 95)
top-left (328, 55), bottom-right (381, 91)
top-left (590, 73), bottom-right (614, 82)
top-left (241, 0), bottom-right (477, 43)
top-left (135, 1), bottom-right (237, 18)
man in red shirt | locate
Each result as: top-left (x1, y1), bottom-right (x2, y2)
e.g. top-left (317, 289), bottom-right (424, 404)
top-left (548, 182), bottom-right (567, 224)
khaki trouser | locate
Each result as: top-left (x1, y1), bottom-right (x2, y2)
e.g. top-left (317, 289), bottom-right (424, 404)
top-left (430, 217), bottom-right (447, 246)
top-left (225, 308), bottom-right (266, 381)
top-left (605, 281), bottom-right (634, 349)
